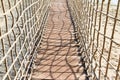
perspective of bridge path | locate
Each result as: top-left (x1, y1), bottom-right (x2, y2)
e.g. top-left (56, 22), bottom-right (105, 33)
top-left (32, 0), bottom-right (86, 80)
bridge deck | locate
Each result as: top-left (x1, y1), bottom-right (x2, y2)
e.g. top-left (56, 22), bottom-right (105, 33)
top-left (32, 0), bottom-right (86, 80)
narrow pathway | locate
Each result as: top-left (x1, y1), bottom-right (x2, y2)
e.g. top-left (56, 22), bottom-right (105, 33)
top-left (32, 0), bottom-right (86, 80)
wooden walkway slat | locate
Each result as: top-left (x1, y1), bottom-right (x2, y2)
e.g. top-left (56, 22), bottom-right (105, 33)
top-left (32, 0), bottom-right (86, 80)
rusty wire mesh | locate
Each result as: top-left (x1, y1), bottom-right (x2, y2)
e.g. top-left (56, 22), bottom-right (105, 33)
top-left (0, 0), bottom-right (50, 80)
top-left (67, 0), bottom-right (120, 80)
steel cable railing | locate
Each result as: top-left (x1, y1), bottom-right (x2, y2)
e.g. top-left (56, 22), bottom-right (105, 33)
top-left (67, 0), bottom-right (120, 80)
top-left (0, 0), bottom-right (50, 80)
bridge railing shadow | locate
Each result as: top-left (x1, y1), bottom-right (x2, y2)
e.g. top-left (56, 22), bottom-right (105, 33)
top-left (32, 3), bottom-right (87, 79)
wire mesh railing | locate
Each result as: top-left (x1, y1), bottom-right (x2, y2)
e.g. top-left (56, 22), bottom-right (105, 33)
top-left (67, 0), bottom-right (120, 80)
top-left (0, 0), bottom-right (50, 80)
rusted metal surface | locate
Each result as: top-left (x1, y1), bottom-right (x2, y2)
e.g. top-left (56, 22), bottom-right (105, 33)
top-left (32, 0), bottom-right (86, 80)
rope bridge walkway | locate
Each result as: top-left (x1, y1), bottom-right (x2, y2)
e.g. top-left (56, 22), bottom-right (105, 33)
top-left (0, 0), bottom-right (120, 80)
top-left (32, 0), bottom-right (86, 79)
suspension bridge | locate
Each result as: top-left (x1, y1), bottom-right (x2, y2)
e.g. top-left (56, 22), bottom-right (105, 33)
top-left (0, 0), bottom-right (120, 80)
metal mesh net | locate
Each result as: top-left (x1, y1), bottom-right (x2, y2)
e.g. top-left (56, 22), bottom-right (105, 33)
top-left (0, 0), bottom-right (50, 80)
top-left (67, 0), bottom-right (120, 80)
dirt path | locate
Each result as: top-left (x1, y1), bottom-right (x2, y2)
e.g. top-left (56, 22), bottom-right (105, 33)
top-left (32, 0), bottom-right (86, 80)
